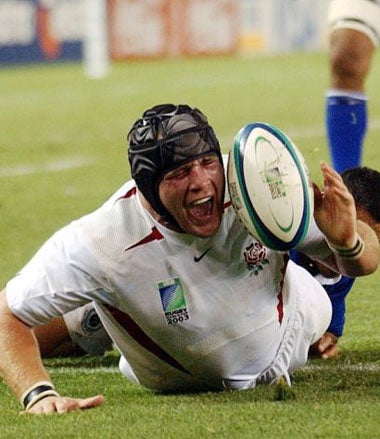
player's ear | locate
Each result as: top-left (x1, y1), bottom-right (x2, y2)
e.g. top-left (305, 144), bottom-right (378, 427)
top-left (356, 208), bottom-right (380, 240)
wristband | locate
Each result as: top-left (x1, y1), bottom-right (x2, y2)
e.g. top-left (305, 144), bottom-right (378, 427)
top-left (21, 381), bottom-right (59, 411)
top-left (327, 234), bottom-right (365, 259)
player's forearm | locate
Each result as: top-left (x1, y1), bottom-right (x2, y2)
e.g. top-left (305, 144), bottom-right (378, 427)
top-left (0, 292), bottom-right (53, 405)
top-left (328, 221), bottom-right (379, 277)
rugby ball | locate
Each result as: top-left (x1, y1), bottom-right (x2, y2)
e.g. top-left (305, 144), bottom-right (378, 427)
top-left (227, 122), bottom-right (314, 251)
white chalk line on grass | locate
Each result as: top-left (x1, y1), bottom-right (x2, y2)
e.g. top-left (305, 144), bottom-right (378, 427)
top-left (48, 363), bottom-right (380, 376)
top-left (0, 157), bottom-right (93, 178)
top-left (303, 362), bottom-right (380, 373)
top-left (50, 366), bottom-right (119, 375)
top-left (2, 117), bottom-right (379, 178)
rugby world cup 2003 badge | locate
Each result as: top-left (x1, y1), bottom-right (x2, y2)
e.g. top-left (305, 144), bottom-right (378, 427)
top-left (158, 277), bottom-right (189, 324)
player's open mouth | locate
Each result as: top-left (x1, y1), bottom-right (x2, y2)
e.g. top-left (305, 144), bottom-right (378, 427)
top-left (188, 196), bottom-right (213, 220)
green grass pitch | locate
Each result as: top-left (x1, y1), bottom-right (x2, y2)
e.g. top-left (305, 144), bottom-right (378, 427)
top-left (0, 51), bottom-right (379, 438)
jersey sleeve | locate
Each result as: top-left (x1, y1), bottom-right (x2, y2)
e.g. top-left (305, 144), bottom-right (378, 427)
top-left (5, 221), bottom-right (116, 327)
top-left (294, 218), bottom-right (332, 260)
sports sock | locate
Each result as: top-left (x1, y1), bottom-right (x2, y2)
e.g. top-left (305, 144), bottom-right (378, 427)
top-left (289, 250), bottom-right (355, 337)
top-left (325, 90), bottom-right (368, 173)
top-left (323, 276), bottom-right (355, 337)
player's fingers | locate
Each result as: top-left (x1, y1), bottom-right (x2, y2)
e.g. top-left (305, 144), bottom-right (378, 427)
top-left (22, 395), bottom-right (104, 415)
top-left (55, 395), bottom-right (104, 413)
top-left (317, 332), bottom-right (338, 351)
top-left (318, 332), bottom-right (339, 358)
top-left (320, 161), bottom-right (342, 182)
top-left (320, 163), bottom-right (353, 197)
top-left (77, 395), bottom-right (104, 410)
top-left (312, 183), bottom-right (323, 210)
top-left (55, 398), bottom-right (74, 414)
top-left (321, 343), bottom-right (340, 360)
top-left (321, 166), bottom-right (354, 204)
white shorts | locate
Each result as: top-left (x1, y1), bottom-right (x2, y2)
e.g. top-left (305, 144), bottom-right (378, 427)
top-left (223, 262), bottom-right (332, 389)
top-left (257, 271), bottom-right (332, 386)
top-left (63, 303), bottom-right (113, 356)
top-left (328, 0), bottom-right (380, 46)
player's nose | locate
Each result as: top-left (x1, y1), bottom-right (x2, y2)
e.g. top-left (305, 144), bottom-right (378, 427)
top-left (188, 165), bottom-right (211, 190)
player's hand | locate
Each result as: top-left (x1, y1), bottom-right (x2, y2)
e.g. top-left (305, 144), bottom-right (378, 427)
top-left (313, 162), bottom-right (357, 249)
top-left (309, 332), bottom-right (339, 360)
top-left (21, 394), bottom-right (104, 415)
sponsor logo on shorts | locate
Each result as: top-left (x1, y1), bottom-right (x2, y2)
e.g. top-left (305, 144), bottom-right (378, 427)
top-left (158, 277), bottom-right (190, 325)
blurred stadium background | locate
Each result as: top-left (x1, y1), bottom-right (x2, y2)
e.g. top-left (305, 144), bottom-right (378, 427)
top-left (0, 0), bottom-right (329, 69)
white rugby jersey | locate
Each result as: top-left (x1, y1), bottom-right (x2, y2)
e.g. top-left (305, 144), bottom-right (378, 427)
top-left (6, 176), bottom-right (331, 392)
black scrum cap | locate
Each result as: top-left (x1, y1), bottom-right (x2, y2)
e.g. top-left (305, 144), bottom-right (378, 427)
top-left (128, 104), bottom-right (222, 223)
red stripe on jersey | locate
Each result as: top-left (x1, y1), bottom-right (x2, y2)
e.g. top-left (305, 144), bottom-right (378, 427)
top-left (125, 227), bottom-right (164, 251)
top-left (115, 187), bottom-right (164, 250)
top-left (117, 186), bottom-right (137, 201)
top-left (277, 253), bottom-right (289, 324)
top-left (105, 305), bottom-right (191, 375)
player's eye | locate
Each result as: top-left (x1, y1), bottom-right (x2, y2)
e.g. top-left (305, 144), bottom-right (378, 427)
top-left (201, 156), bottom-right (218, 166)
top-left (164, 165), bottom-right (190, 180)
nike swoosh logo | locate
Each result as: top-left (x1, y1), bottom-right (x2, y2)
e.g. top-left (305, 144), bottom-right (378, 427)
top-left (194, 247), bottom-right (212, 262)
